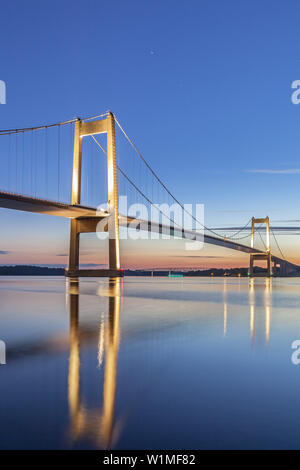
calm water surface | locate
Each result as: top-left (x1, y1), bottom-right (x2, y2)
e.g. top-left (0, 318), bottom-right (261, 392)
top-left (1, 276), bottom-right (300, 449)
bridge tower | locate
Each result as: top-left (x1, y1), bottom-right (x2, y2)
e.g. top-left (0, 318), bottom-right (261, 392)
top-left (65, 112), bottom-right (122, 278)
top-left (249, 216), bottom-right (272, 277)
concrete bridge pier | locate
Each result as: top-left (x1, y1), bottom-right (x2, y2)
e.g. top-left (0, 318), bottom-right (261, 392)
top-left (249, 252), bottom-right (272, 277)
top-left (280, 262), bottom-right (287, 276)
top-left (273, 259), bottom-right (291, 277)
top-left (65, 216), bottom-right (123, 278)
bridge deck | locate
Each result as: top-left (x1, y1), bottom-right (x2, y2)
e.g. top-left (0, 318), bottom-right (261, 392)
top-left (0, 191), bottom-right (295, 267)
top-left (0, 191), bottom-right (105, 218)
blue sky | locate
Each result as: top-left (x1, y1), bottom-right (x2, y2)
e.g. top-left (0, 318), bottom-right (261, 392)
top-left (0, 0), bottom-right (300, 268)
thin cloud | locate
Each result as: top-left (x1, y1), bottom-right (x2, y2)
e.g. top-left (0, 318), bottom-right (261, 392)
top-left (172, 255), bottom-right (225, 259)
top-left (247, 169), bottom-right (300, 174)
top-left (56, 252), bottom-right (93, 257)
top-left (216, 210), bottom-right (257, 213)
top-left (26, 263), bottom-right (107, 268)
top-left (0, 250), bottom-right (9, 255)
top-left (272, 219), bottom-right (300, 223)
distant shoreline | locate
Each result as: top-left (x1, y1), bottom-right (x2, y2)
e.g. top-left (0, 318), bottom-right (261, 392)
top-left (0, 265), bottom-right (292, 277)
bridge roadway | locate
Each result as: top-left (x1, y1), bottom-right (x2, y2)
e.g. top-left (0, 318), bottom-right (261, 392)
top-left (0, 191), bottom-right (296, 271)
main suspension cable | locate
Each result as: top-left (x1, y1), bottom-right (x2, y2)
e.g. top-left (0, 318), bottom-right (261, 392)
top-left (91, 135), bottom-right (183, 230)
top-left (114, 115), bottom-right (251, 241)
top-left (0, 112), bottom-right (109, 136)
top-left (271, 227), bottom-right (286, 260)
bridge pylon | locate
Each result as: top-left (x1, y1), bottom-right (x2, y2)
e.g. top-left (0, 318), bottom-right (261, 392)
top-left (65, 112), bottom-right (122, 278)
top-left (249, 216), bottom-right (272, 277)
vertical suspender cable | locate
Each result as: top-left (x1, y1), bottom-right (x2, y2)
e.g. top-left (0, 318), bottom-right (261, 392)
top-left (30, 131), bottom-right (33, 196)
top-left (86, 140), bottom-right (89, 203)
top-left (30, 132), bottom-right (32, 195)
top-left (45, 127), bottom-right (48, 198)
top-left (8, 133), bottom-right (11, 191)
top-left (57, 125), bottom-right (61, 201)
top-left (15, 133), bottom-right (18, 192)
top-left (92, 141), bottom-right (94, 205)
top-left (68, 123), bottom-right (72, 204)
top-left (34, 130), bottom-right (37, 197)
top-left (22, 131), bottom-right (25, 194)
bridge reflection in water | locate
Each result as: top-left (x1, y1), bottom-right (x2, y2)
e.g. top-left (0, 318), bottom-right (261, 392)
top-left (222, 277), bottom-right (272, 345)
top-left (67, 277), bottom-right (121, 449)
top-left (65, 276), bottom-right (276, 449)
top-left (3, 276), bottom-right (300, 450)
top-left (248, 277), bottom-right (271, 345)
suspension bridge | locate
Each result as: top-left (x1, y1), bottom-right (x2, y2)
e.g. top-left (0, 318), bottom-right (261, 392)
top-left (0, 112), bottom-right (297, 277)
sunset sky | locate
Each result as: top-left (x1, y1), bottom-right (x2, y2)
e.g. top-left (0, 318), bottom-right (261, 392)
top-left (1, 0), bottom-right (300, 269)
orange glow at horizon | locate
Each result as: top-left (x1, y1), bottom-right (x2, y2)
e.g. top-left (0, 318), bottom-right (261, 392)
top-left (0, 227), bottom-right (299, 269)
